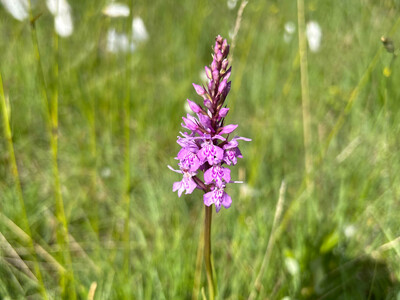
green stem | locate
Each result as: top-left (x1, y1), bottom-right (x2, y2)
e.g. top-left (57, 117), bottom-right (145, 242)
top-left (297, 0), bottom-right (313, 186)
top-left (27, 1), bottom-right (76, 297)
top-left (204, 205), bottom-right (215, 300)
top-left (297, 0), bottom-right (314, 231)
top-left (123, 4), bottom-right (133, 274)
top-left (0, 74), bottom-right (48, 300)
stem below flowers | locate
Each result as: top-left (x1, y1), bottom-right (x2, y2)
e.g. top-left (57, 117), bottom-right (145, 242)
top-left (204, 205), bottom-right (215, 300)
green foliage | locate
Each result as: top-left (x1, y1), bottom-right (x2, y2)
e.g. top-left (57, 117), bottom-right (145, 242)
top-left (1, 0), bottom-right (400, 299)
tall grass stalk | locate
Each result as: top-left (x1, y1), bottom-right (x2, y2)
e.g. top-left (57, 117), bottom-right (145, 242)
top-left (229, 0), bottom-right (248, 66)
top-left (274, 17), bottom-right (400, 255)
top-left (0, 74), bottom-right (49, 299)
top-left (123, 5), bottom-right (134, 278)
top-left (296, 0), bottom-right (313, 194)
top-left (320, 16), bottom-right (400, 159)
top-left (27, 1), bottom-right (76, 297)
top-left (0, 212), bottom-right (66, 274)
top-left (123, 55), bottom-right (132, 273)
top-left (248, 180), bottom-right (286, 300)
top-left (88, 94), bottom-right (99, 235)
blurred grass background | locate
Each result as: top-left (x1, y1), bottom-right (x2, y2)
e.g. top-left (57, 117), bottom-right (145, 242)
top-left (1, 0), bottom-right (400, 299)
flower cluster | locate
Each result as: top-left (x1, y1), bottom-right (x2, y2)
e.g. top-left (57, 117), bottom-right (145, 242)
top-left (169, 35), bottom-right (250, 213)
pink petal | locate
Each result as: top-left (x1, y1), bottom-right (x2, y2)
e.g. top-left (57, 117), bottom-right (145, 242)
top-left (203, 191), bottom-right (214, 206)
top-left (177, 148), bottom-right (188, 160)
top-left (218, 79), bottom-right (227, 94)
top-left (222, 168), bottom-right (231, 183)
top-left (215, 201), bottom-right (222, 212)
top-left (205, 66), bottom-right (212, 79)
top-left (219, 108), bottom-right (229, 118)
top-left (197, 148), bottom-right (207, 163)
top-left (187, 99), bottom-right (202, 113)
top-left (204, 168), bottom-right (213, 184)
top-left (173, 181), bottom-right (183, 197)
top-left (185, 177), bottom-right (197, 194)
top-left (192, 83), bottom-right (205, 96)
top-left (222, 192), bottom-right (232, 209)
top-left (219, 124), bottom-right (238, 134)
top-left (182, 116), bottom-right (197, 131)
top-left (214, 146), bottom-right (224, 162)
top-left (222, 67), bottom-right (231, 80)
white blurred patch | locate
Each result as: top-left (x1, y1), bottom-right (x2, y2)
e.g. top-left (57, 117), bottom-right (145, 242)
top-left (344, 224), bottom-right (356, 238)
top-left (105, 17), bottom-right (148, 54)
top-left (102, 3), bottom-right (130, 18)
top-left (285, 21), bottom-right (296, 34)
top-left (283, 21), bottom-right (296, 43)
top-left (227, 0), bottom-right (238, 10)
top-left (46, 0), bottom-right (74, 37)
top-left (184, 102), bottom-right (192, 115)
top-left (0, 0), bottom-right (28, 21)
top-left (306, 21), bottom-right (322, 52)
top-left (106, 28), bottom-right (135, 53)
top-left (228, 28), bottom-right (234, 40)
top-left (132, 17), bottom-right (148, 42)
top-left (240, 183), bottom-right (257, 198)
top-left (285, 257), bottom-right (300, 276)
top-left (101, 167), bottom-right (111, 178)
top-left (199, 69), bottom-right (208, 83)
top-left (54, 12), bottom-right (73, 37)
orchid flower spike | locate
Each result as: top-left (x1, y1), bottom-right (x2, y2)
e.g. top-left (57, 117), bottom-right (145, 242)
top-left (169, 35), bottom-right (250, 213)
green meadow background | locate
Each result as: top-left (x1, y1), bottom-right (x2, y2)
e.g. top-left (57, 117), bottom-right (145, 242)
top-left (1, 0), bottom-right (400, 299)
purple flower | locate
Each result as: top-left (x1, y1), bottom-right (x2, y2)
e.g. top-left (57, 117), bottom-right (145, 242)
top-left (173, 174), bottom-right (197, 197)
top-left (169, 35), bottom-right (250, 212)
top-left (177, 148), bottom-right (202, 172)
top-left (203, 186), bottom-right (232, 213)
top-left (169, 166), bottom-right (197, 197)
top-left (176, 133), bottom-right (199, 153)
top-left (198, 142), bottom-right (224, 165)
top-left (222, 136), bottom-right (251, 165)
top-left (204, 165), bottom-right (231, 187)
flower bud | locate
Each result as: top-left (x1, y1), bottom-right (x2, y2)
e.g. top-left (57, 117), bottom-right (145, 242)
top-left (219, 124), bottom-right (238, 134)
top-left (214, 41), bottom-right (220, 54)
top-left (221, 59), bottom-right (229, 70)
top-left (216, 50), bottom-right (223, 62)
top-left (222, 81), bottom-right (231, 98)
top-left (182, 115), bottom-right (198, 131)
top-left (219, 107), bottom-right (229, 118)
top-left (218, 79), bottom-right (227, 94)
top-left (211, 59), bottom-right (218, 71)
top-left (222, 67), bottom-right (231, 80)
top-left (204, 98), bottom-right (213, 111)
top-left (192, 83), bottom-right (206, 96)
top-left (212, 69), bottom-right (219, 82)
top-left (205, 66), bottom-right (212, 79)
top-left (187, 99), bottom-right (202, 114)
top-left (208, 80), bottom-right (215, 96)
